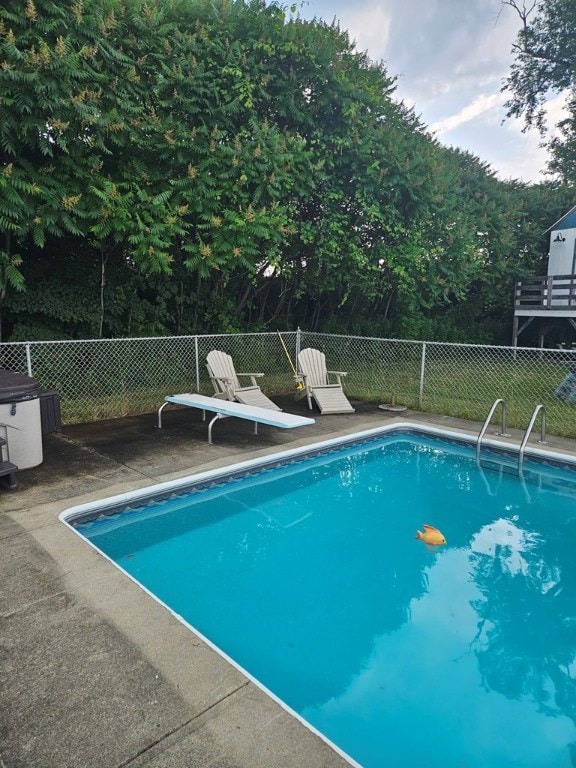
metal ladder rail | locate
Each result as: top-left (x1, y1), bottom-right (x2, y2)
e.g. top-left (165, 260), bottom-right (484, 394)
top-left (518, 404), bottom-right (547, 473)
top-left (476, 398), bottom-right (510, 464)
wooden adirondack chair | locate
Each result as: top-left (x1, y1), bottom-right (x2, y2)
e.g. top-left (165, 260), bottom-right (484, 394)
top-left (206, 350), bottom-right (281, 411)
top-left (296, 348), bottom-right (355, 414)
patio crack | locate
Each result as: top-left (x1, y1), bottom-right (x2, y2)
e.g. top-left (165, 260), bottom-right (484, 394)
top-left (116, 679), bottom-right (251, 767)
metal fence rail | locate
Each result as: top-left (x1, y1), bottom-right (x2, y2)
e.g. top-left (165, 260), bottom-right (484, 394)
top-left (1, 330), bottom-right (575, 438)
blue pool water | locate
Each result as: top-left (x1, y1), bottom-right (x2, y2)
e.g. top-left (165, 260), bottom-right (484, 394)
top-left (71, 429), bottom-right (576, 768)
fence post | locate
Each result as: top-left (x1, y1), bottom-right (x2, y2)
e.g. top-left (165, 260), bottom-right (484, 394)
top-left (296, 327), bottom-right (301, 365)
top-left (194, 335), bottom-right (200, 393)
top-left (419, 342), bottom-right (426, 408)
top-left (25, 343), bottom-right (33, 377)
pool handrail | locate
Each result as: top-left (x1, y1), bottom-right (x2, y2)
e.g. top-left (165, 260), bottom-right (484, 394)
top-left (518, 404), bottom-right (547, 473)
top-left (476, 398), bottom-right (511, 463)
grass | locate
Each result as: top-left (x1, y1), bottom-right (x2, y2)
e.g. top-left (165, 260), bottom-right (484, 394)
top-left (49, 342), bottom-right (576, 440)
top-left (347, 357), bottom-right (576, 437)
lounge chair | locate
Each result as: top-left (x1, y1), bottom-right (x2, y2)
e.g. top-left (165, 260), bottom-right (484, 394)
top-left (296, 347), bottom-right (355, 414)
top-left (206, 350), bottom-right (281, 411)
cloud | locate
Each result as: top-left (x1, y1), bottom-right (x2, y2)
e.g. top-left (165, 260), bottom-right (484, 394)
top-left (385, 0), bottom-right (519, 78)
top-left (337, 3), bottom-right (391, 57)
top-left (431, 102), bottom-right (554, 182)
top-left (430, 93), bottom-right (506, 135)
top-left (544, 92), bottom-right (570, 131)
top-left (299, 0), bottom-right (563, 183)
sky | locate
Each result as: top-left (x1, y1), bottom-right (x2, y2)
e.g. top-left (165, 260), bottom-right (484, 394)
top-left (296, 0), bottom-right (566, 184)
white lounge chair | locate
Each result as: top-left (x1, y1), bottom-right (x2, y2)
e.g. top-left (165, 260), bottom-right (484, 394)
top-left (296, 347), bottom-right (355, 414)
top-left (206, 350), bottom-right (281, 411)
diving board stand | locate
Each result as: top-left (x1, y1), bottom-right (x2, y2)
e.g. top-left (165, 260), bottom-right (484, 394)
top-left (157, 393), bottom-right (315, 443)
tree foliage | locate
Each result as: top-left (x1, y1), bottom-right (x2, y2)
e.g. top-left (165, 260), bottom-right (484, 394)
top-left (503, 0), bottom-right (576, 183)
top-left (1, 0), bottom-right (573, 343)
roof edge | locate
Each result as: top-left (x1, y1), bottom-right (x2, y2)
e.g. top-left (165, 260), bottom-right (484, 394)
top-left (545, 204), bottom-right (576, 233)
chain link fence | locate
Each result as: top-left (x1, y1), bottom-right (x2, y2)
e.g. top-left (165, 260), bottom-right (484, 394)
top-left (1, 330), bottom-right (575, 437)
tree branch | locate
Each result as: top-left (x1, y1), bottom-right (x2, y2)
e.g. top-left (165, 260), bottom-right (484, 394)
top-left (501, 0), bottom-right (538, 28)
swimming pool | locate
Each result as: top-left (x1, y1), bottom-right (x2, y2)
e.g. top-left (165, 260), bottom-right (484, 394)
top-left (61, 424), bottom-right (576, 768)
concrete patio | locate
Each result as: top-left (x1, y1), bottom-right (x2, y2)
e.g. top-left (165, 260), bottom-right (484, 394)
top-left (2, 396), bottom-right (575, 768)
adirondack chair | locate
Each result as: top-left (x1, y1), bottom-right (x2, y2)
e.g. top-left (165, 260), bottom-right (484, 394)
top-left (206, 350), bottom-right (281, 411)
top-left (296, 348), bottom-right (355, 414)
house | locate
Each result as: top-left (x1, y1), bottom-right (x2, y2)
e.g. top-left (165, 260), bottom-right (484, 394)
top-left (513, 205), bottom-right (576, 347)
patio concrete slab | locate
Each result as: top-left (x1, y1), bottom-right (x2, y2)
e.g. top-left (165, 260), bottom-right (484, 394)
top-left (2, 397), bottom-right (575, 768)
top-left (2, 539), bottom-right (190, 768)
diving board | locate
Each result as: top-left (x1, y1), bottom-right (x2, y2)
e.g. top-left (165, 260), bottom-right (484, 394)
top-left (157, 393), bottom-right (315, 444)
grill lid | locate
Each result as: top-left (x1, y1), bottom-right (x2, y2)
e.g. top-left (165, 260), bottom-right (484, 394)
top-left (0, 369), bottom-right (42, 403)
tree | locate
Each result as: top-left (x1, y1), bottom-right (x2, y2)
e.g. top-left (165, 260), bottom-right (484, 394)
top-left (3, 0), bottom-right (573, 343)
top-left (503, 0), bottom-right (576, 183)
top-left (0, 245), bottom-right (24, 342)
top-left (0, 0), bottom-right (186, 338)
top-left (0, 0), bottom-right (313, 337)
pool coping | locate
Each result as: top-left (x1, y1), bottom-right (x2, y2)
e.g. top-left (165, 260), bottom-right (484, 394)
top-left (4, 410), bottom-right (576, 767)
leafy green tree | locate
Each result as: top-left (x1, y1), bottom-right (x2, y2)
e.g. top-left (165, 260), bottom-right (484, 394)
top-left (223, 12), bottom-right (498, 331)
top-left (3, 0), bottom-right (573, 344)
top-left (0, 244), bottom-right (25, 341)
top-left (0, 0), bottom-right (184, 337)
top-left (0, 0), bottom-right (314, 336)
top-left (503, 0), bottom-right (576, 183)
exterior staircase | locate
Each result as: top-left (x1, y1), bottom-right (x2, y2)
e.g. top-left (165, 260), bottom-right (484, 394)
top-left (0, 437), bottom-right (18, 490)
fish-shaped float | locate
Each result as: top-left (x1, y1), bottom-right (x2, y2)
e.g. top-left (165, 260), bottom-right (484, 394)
top-left (415, 524), bottom-right (446, 547)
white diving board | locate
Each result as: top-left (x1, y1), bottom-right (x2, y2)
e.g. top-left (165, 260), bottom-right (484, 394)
top-left (157, 393), bottom-right (315, 444)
